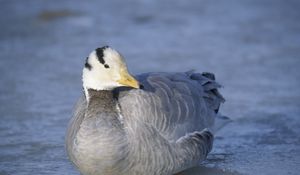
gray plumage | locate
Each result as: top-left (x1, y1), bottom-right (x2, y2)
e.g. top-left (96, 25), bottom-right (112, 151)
top-left (66, 71), bottom-right (225, 175)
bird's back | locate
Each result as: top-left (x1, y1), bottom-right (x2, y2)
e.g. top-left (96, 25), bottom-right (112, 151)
top-left (116, 71), bottom-right (225, 141)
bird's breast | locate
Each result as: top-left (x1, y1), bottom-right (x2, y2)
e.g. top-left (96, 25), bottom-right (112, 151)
top-left (70, 116), bottom-right (129, 175)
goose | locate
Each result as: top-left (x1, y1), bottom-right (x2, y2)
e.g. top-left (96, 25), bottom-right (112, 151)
top-left (66, 46), bottom-right (226, 175)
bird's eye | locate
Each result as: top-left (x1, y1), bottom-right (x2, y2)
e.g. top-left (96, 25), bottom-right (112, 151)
top-left (104, 64), bottom-right (110, 68)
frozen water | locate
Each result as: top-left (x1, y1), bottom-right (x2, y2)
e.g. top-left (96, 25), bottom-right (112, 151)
top-left (0, 0), bottom-right (299, 175)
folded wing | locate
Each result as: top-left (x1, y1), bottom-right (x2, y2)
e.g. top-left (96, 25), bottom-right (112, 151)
top-left (116, 71), bottom-right (224, 141)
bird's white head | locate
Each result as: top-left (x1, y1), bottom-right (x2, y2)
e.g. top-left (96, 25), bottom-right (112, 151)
top-left (82, 46), bottom-right (139, 100)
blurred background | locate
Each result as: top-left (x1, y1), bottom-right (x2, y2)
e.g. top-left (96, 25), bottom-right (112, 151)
top-left (0, 0), bottom-right (300, 174)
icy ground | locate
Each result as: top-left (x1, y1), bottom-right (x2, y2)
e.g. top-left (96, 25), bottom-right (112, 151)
top-left (0, 0), bottom-right (300, 174)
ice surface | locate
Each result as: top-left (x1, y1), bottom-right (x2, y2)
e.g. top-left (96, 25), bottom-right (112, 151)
top-left (0, 0), bottom-right (300, 174)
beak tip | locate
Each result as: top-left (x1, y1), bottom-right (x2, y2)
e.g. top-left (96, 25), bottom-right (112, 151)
top-left (117, 72), bottom-right (140, 89)
top-left (133, 82), bottom-right (140, 89)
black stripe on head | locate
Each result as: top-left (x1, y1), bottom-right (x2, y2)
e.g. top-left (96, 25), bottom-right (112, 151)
top-left (85, 57), bottom-right (92, 70)
top-left (95, 46), bottom-right (109, 65)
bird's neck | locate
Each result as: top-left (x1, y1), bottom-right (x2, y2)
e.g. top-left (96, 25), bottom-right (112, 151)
top-left (86, 89), bottom-right (116, 108)
top-left (84, 89), bottom-right (122, 127)
top-left (84, 84), bottom-right (115, 102)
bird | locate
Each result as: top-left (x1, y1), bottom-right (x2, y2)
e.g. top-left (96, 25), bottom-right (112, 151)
top-left (65, 46), bottom-right (226, 175)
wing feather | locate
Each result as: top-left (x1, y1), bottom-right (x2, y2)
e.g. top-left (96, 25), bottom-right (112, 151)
top-left (116, 72), bottom-right (224, 141)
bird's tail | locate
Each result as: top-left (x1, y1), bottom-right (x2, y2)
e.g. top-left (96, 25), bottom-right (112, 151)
top-left (186, 71), bottom-right (230, 133)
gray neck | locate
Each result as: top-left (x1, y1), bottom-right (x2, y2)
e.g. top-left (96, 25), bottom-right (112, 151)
top-left (87, 89), bottom-right (116, 111)
top-left (85, 89), bottom-right (124, 130)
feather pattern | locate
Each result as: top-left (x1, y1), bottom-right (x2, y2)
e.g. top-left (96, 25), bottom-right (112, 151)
top-left (66, 71), bottom-right (224, 175)
top-left (116, 71), bottom-right (224, 141)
